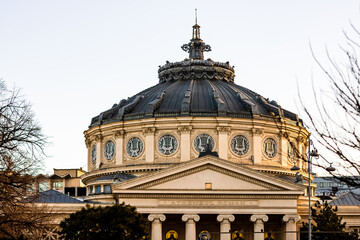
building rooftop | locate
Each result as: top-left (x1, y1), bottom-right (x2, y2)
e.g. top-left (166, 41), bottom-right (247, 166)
top-left (330, 191), bottom-right (360, 206)
top-left (32, 189), bottom-right (84, 203)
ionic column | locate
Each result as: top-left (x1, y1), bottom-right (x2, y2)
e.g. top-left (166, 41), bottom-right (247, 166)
top-left (282, 214), bottom-right (301, 240)
top-left (217, 215), bottom-right (235, 240)
top-left (182, 214), bottom-right (200, 240)
top-left (148, 214), bottom-right (166, 240)
top-left (250, 214), bottom-right (268, 240)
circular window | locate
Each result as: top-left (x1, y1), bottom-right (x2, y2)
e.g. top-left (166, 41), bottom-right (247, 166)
top-left (263, 138), bottom-right (277, 158)
top-left (126, 137), bottom-right (144, 157)
top-left (104, 140), bottom-right (115, 160)
top-left (91, 145), bottom-right (97, 164)
top-left (194, 134), bottom-right (215, 153)
top-left (158, 135), bottom-right (178, 155)
top-left (231, 135), bottom-right (250, 156)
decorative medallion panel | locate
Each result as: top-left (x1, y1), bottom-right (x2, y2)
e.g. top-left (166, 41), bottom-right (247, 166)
top-left (287, 142), bottom-right (296, 162)
top-left (91, 145), bottom-right (97, 164)
top-left (126, 137), bottom-right (144, 157)
top-left (230, 135), bottom-right (250, 156)
top-left (263, 138), bottom-right (277, 158)
top-left (158, 134), bottom-right (178, 155)
top-left (104, 140), bottom-right (115, 160)
top-left (194, 134), bottom-right (215, 153)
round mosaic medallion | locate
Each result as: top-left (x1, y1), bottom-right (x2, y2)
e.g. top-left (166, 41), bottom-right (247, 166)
top-left (158, 134), bottom-right (178, 155)
top-left (231, 135), bottom-right (250, 156)
top-left (263, 138), bottom-right (277, 158)
top-left (194, 134), bottom-right (215, 153)
top-left (126, 137), bottom-right (144, 157)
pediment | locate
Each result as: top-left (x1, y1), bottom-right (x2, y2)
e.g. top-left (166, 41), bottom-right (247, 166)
top-left (113, 155), bottom-right (305, 193)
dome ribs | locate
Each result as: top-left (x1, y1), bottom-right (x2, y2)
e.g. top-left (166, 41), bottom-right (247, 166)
top-left (256, 96), bottom-right (284, 117)
top-left (146, 91), bottom-right (166, 115)
top-left (131, 82), bottom-right (172, 114)
top-left (117, 94), bottom-right (144, 119)
top-left (211, 80), bottom-right (245, 113)
top-left (207, 81), bottom-right (226, 114)
top-left (190, 79), bottom-right (217, 113)
top-left (227, 84), bottom-right (258, 114)
top-left (156, 80), bottom-right (189, 113)
top-left (181, 80), bottom-right (193, 114)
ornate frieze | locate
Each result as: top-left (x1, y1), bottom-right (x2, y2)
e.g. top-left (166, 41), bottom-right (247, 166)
top-left (113, 130), bottom-right (125, 138)
top-left (177, 125), bottom-right (193, 134)
top-left (252, 128), bottom-right (264, 136)
top-left (143, 127), bottom-right (156, 136)
top-left (158, 59), bottom-right (235, 83)
top-left (217, 126), bottom-right (231, 134)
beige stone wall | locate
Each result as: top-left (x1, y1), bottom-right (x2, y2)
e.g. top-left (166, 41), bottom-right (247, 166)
top-left (84, 116), bottom-right (309, 173)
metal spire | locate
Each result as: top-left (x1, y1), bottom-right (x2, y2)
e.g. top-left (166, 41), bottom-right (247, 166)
top-left (181, 10), bottom-right (211, 60)
top-left (195, 8), bottom-right (197, 25)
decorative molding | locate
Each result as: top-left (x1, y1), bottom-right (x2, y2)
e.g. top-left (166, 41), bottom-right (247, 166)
top-left (85, 139), bottom-right (91, 148)
top-left (252, 128), bottom-right (264, 136)
top-left (113, 130), bottom-right (125, 137)
top-left (217, 214), bottom-right (235, 222)
top-left (131, 164), bottom-right (284, 190)
top-left (158, 59), bottom-right (234, 83)
top-left (281, 131), bottom-right (290, 140)
top-left (282, 214), bottom-right (301, 223)
top-left (250, 214), bottom-right (269, 223)
top-left (182, 214), bottom-right (200, 222)
top-left (148, 214), bottom-right (166, 222)
top-left (94, 134), bottom-right (103, 141)
top-left (177, 125), bottom-right (193, 134)
top-left (217, 126), bottom-right (231, 134)
top-left (143, 127), bottom-right (156, 136)
top-left (116, 193), bottom-right (300, 200)
top-left (296, 136), bottom-right (305, 143)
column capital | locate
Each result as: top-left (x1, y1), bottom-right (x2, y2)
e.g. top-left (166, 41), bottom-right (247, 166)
top-left (217, 214), bottom-right (235, 222)
top-left (282, 214), bottom-right (301, 223)
top-left (250, 214), bottom-right (268, 223)
top-left (148, 214), bottom-right (166, 222)
top-left (182, 214), bottom-right (200, 222)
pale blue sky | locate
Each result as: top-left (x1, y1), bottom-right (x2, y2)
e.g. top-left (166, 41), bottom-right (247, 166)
top-left (0, 0), bottom-right (359, 173)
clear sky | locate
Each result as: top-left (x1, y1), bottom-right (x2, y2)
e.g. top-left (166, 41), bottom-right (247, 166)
top-left (0, 0), bottom-right (359, 174)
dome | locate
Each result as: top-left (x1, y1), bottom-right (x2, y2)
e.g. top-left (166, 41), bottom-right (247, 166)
top-left (83, 22), bottom-right (309, 197)
top-left (90, 28), bottom-right (301, 127)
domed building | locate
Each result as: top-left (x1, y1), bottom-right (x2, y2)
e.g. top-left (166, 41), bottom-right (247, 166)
top-left (81, 22), bottom-right (311, 240)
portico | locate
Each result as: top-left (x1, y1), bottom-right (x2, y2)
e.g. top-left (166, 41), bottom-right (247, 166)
top-left (112, 155), bottom-right (305, 240)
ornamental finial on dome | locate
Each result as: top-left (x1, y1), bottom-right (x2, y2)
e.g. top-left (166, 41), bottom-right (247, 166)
top-left (181, 9), bottom-right (211, 60)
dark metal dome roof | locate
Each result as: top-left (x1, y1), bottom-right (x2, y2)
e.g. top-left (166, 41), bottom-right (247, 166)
top-left (90, 24), bottom-right (301, 127)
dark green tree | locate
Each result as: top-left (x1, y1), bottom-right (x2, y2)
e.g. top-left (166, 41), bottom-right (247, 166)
top-left (59, 203), bottom-right (150, 240)
top-left (303, 201), bottom-right (359, 240)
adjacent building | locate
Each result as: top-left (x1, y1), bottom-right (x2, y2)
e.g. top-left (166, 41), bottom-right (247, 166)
top-left (35, 168), bottom-right (86, 197)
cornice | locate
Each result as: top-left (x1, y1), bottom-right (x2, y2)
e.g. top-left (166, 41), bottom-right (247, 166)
top-left (115, 193), bottom-right (300, 199)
